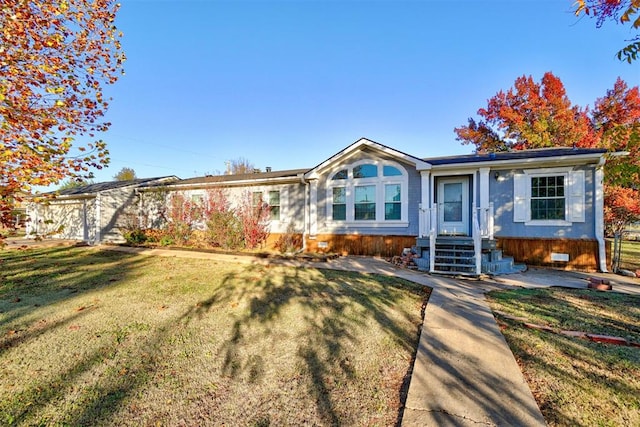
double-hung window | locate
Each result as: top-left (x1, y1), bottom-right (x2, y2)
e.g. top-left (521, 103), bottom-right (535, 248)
top-left (531, 176), bottom-right (565, 220)
top-left (354, 185), bottom-right (376, 220)
top-left (332, 187), bottom-right (346, 220)
top-left (514, 167), bottom-right (585, 225)
top-left (385, 184), bottom-right (402, 220)
top-left (268, 190), bottom-right (280, 221)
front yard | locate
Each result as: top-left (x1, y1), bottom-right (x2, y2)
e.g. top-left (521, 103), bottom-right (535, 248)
top-left (487, 287), bottom-right (640, 427)
top-left (0, 247), bottom-right (428, 426)
top-left (619, 239), bottom-right (640, 271)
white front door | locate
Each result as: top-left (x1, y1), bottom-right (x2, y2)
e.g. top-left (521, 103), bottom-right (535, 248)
top-left (438, 177), bottom-right (469, 235)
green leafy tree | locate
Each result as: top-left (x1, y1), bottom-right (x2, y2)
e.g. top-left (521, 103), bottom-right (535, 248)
top-left (58, 178), bottom-right (94, 190)
top-left (575, 0), bottom-right (640, 63)
top-left (113, 167), bottom-right (137, 181)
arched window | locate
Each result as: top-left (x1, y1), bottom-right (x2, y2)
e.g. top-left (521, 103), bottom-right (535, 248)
top-left (332, 169), bottom-right (348, 180)
top-left (353, 164), bottom-right (377, 178)
top-left (326, 160), bottom-right (408, 225)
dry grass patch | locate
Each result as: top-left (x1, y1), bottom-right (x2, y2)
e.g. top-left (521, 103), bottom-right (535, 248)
top-left (487, 287), bottom-right (640, 426)
top-left (0, 247), bottom-right (428, 426)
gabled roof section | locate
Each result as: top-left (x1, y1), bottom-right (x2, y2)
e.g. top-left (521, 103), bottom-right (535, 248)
top-left (46, 176), bottom-right (179, 197)
top-left (143, 168), bottom-right (310, 190)
top-left (305, 137), bottom-right (431, 179)
top-left (425, 147), bottom-right (608, 167)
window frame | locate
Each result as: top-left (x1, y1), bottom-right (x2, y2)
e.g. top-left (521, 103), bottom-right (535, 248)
top-left (268, 190), bottom-right (281, 221)
top-left (326, 160), bottom-right (409, 227)
top-left (245, 186), bottom-right (288, 226)
top-left (514, 167), bottom-right (585, 226)
top-left (530, 175), bottom-right (566, 221)
top-left (332, 186), bottom-right (347, 221)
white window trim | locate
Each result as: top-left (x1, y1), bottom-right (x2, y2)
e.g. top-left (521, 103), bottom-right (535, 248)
top-left (514, 167), bottom-right (585, 226)
top-left (250, 186), bottom-right (287, 224)
top-left (326, 159), bottom-right (409, 227)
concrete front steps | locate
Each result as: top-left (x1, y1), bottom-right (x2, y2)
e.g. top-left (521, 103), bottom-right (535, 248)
top-left (433, 236), bottom-right (476, 276)
top-left (482, 249), bottom-right (527, 275)
top-left (414, 236), bottom-right (526, 276)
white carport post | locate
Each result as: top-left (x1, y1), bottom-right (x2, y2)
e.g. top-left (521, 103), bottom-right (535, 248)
top-left (479, 167), bottom-right (490, 235)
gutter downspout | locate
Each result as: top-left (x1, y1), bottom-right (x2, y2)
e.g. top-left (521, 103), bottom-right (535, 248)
top-left (299, 173), bottom-right (308, 252)
top-left (595, 156), bottom-right (608, 272)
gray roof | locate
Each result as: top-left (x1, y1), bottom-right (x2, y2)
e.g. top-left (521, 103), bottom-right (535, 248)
top-left (152, 168), bottom-right (310, 188)
top-left (424, 147), bottom-right (608, 165)
top-left (59, 147), bottom-right (608, 194)
top-left (50, 176), bottom-right (178, 196)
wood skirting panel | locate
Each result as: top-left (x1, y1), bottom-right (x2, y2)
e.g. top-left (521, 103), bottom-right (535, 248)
top-left (305, 234), bottom-right (417, 257)
top-left (496, 237), bottom-right (610, 271)
top-left (263, 233), bottom-right (302, 250)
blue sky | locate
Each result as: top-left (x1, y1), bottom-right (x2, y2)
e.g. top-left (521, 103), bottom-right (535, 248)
top-left (91, 0), bottom-right (639, 182)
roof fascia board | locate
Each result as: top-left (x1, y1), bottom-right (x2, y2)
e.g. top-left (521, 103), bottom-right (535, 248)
top-left (140, 175), bottom-right (304, 192)
top-left (37, 193), bottom-right (96, 201)
top-left (430, 152), bottom-right (606, 171)
top-left (305, 138), bottom-right (431, 180)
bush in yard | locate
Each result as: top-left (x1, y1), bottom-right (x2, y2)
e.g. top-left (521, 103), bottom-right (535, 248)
top-left (201, 189), bottom-right (243, 249)
top-left (237, 191), bottom-right (270, 249)
top-left (118, 204), bottom-right (148, 245)
top-left (142, 228), bottom-right (164, 243)
top-left (164, 193), bottom-right (203, 246)
top-left (206, 210), bottom-right (244, 249)
top-left (159, 235), bottom-right (174, 246)
top-left (123, 229), bottom-right (147, 245)
top-left (274, 222), bottom-right (303, 253)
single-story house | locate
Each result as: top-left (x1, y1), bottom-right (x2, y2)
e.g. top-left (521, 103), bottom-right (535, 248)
top-left (26, 177), bottom-right (178, 243)
top-left (28, 138), bottom-right (614, 274)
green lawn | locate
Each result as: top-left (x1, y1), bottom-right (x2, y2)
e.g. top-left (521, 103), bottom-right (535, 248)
top-left (487, 287), bottom-right (640, 427)
top-left (0, 247), bottom-right (429, 426)
top-left (620, 239), bottom-right (640, 271)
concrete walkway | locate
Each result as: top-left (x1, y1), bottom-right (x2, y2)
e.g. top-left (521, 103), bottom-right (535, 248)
top-left (6, 241), bottom-right (640, 425)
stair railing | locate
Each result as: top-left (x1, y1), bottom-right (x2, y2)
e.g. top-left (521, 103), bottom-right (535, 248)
top-left (476, 202), bottom-right (495, 240)
top-left (472, 204), bottom-right (482, 275)
top-left (429, 205), bottom-right (437, 273)
top-left (419, 204), bottom-right (430, 238)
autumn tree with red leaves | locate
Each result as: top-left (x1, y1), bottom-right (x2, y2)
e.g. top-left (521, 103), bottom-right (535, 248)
top-left (0, 0), bottom-right (125, 229)
top-left (455, 72), bottom-right (640, 235)
top-left (454, 72), bottom-right (598, 152)
top-left (575, 0), bottom-right (640, 63)
top-left (594, 77), bottom-right (640, 188)
top-left (604, 186), bottom-right (640, 236)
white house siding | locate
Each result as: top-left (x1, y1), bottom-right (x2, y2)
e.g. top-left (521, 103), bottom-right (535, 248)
top-left (30, 199), bottom-right (90, 240)
top-left (158, 182), bottom-right (307, 235)
top-left (99, 188), bottom-right (141, 243)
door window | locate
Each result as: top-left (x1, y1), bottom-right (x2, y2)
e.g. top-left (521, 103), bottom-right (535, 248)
top-left (443, 182), bottom-right (463, 222)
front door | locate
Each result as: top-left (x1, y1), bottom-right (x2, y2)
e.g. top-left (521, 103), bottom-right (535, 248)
top-left (438, 177), bottom-right (469, 235)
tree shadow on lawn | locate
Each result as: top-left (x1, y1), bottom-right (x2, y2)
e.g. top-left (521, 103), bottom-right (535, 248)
top-left (489, 287), bottom-right (640, 426)
top-left (181, 264), bottom-right (428, 425)
top-left (0, 309), bottom-right (187, 426)
top-left (500, 324), bottom-right (640, 426)
top-left (0, 247), bottom-right (148, 336)
top-left (0, 247), bottom-right (159, 425)
top-left (0, 252), bottom-right (427, 426)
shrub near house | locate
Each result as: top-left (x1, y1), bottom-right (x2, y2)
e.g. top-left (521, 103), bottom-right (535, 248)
top-left (126, 189), bottom-right (272, 251)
